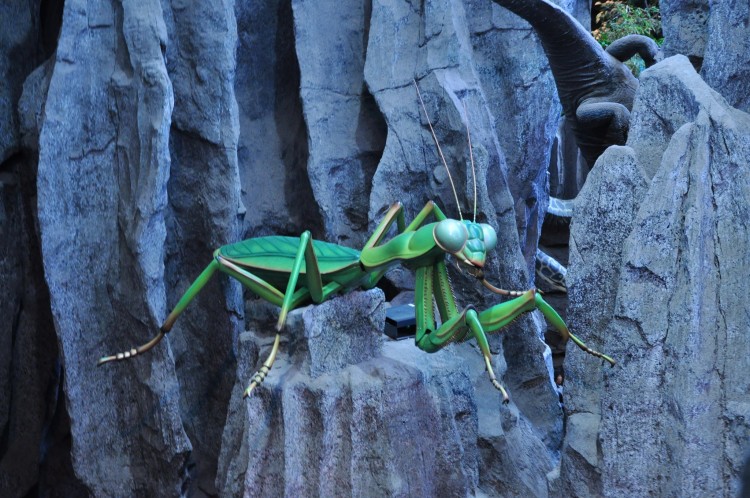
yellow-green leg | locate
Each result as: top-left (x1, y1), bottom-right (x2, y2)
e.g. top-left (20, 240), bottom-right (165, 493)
top-left (413, 262), bottom-right (511, 402)
top-left (238, 231), bottom-right (340, 397)
top-left (533, 293), bottom-right (615, 366)
top-left (97, 260), bottom-right (220, 366)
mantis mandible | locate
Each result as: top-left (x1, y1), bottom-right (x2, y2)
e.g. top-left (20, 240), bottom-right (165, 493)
top-left (98, 84), bottom-right (615, 403)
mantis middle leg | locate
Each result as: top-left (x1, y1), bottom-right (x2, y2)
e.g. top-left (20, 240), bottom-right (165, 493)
top-left (361, 200), bottom-right (448, 288)
top-left (218, 231), bottom-right (344, 396)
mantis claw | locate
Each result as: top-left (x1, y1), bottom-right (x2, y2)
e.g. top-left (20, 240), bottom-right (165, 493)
top-left (483, 355), bottom-right (510, 404)
top-left (243, 366), bottom-right (271, 398)
top-left (491, 379), bottom-right (510, 404)
top-left (96, 331), bottom-right (166, 366)
top-left (243, 334), bottom-right (281, 398)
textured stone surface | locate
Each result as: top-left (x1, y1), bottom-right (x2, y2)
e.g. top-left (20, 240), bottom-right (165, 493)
top-left (602, 93), bottom-right (750, 498)
top-left (36, 1), bottom-right (190, 495)
top-left (0, 57), bottom-right (65, 498)
top-left (0, 55), bottom-right (88, 498)
top-left (552, 145), bottom-right (649, 497)
top-left (627, 55), bottom-right (728, 180)
top-left (220, 289), bottom-right (566, 497)
top-left (659, 0), bottom-right (709, 69)
top-left (701, 0), bottom-right (750, 113)
top-left (8, 0), bottom-right (748, 495)
top-left (557, 55), bottom-right (750, 497)
top-left (472, 344), bottom-right (558, 498)
top-left (217, 290), bottom-right (481, 497)
top-left (293, 0), bottom-right (386, 246)
top-left (298, 291), bottom-right (385, 378)
top-left (468, 0), bottom-right (560, 279)
top-left (161, 1), bottom-right (244, 495)
top-left (364, 0), bottom-right (532, 289)
top-left (234, 0), bottom-right (323, 238)
top-left (0, 1), bottom-right (38, 163)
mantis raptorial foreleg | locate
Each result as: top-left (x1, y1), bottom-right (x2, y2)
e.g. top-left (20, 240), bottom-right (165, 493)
top-left (413, 262), bottom-right (615, 404)
top-left (477, 289), bottom-right (615, 364)
top-left (414, 261), bottom-right (511, 402)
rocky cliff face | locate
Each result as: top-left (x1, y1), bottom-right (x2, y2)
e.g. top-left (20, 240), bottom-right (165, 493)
top-left (1, 0), bottom-right (565, 496)
top-left (1, 0), bottom-right (748, 497)
top-left (661, 0), bottom-right (750, 113)
top-left (556, 55), bottom-right (750, 497)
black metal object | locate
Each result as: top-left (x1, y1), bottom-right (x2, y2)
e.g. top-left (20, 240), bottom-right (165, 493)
top-left (384, 303), bottom-right (416, 340)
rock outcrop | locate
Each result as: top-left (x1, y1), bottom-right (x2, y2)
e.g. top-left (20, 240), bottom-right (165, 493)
top-left (554, 145), bottom-right (649, 497)
top-left (36, 1), bottom-right (190, 495)
top-left (8, 0), bottom-right (749, 496)
top-left (660, 0), bottom-right (709, 69)
top-left (557, 55), bottom-right (750, 497)
top-left (700, 0), bottom-right (750, 113)
top-left (660, 0), bottom-right (750, 114)
top-left (161, 2), bottom-right (244, 494)
top-left (218, 290), bottom-right (482, 496)
top-left (219, 289), bottom-right (567, 498)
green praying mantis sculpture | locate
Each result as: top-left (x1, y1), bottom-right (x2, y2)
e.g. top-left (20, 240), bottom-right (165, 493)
top-left (98, 83), bottom-right (615, 403)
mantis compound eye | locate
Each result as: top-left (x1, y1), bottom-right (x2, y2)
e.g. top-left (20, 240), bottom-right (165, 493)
top-left (434, 219), bottom-right (469, 254)
top-left (480, 224), bottom-right (497, 251)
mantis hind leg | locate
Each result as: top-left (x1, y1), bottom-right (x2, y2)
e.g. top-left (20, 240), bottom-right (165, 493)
top-left (97, 260), bottom-right (220, 366)
top-left (217, 242), bottom-right (343, 397)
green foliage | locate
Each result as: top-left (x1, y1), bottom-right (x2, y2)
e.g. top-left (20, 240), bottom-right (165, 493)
top-left (592, 1), bottom-right (662, 75)
top-left (595, 3), bottom-right (662, 47)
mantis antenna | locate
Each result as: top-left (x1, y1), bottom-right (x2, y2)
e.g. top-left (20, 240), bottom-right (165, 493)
top-left (462, 99), bottom-right (477, 222)
top-left (414, 79), bottom-right (463, 220)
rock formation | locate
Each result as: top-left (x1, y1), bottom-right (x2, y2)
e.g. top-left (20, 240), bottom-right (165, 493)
top-left (0, 0), bottom-right (569, 496)
top-left (660, 0), bottom-right (709, 69)
top-left (2, 0), bottom-right (748, 496)
top-left (556, 55), bottom-right (750, 497)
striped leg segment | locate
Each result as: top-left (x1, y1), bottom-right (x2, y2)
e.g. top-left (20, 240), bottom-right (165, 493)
top-left (97, 261), bottom-right (220, 366)
top-left (413, 262), bottom-right (511, 402)
top-left (239, 231), bottom-right (338, 397)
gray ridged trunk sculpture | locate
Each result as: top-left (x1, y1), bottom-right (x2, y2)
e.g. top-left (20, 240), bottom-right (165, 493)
top-left (491, 0), bottom-right (660, 169)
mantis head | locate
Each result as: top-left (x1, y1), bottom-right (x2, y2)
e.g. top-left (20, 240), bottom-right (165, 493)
top-left (414, 82), bottom-right (525, 298)
top-left (433, 219), bottom-right (497, 269)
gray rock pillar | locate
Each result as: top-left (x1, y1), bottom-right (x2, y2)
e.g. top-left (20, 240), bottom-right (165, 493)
top-left (217, 289), bottom-right (482, 496)
top-left (553, 145), bottom-right (649, 497)
top-left (161, 0), bottom-right (244, 494)
top-left (558, 55), bottom-right (750, 497)
top-left (36, 1), bottom-right (191, 494)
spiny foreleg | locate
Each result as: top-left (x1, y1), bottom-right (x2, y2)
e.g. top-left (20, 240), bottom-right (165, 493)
top-left (415, 263), bottom-right (511, 402)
